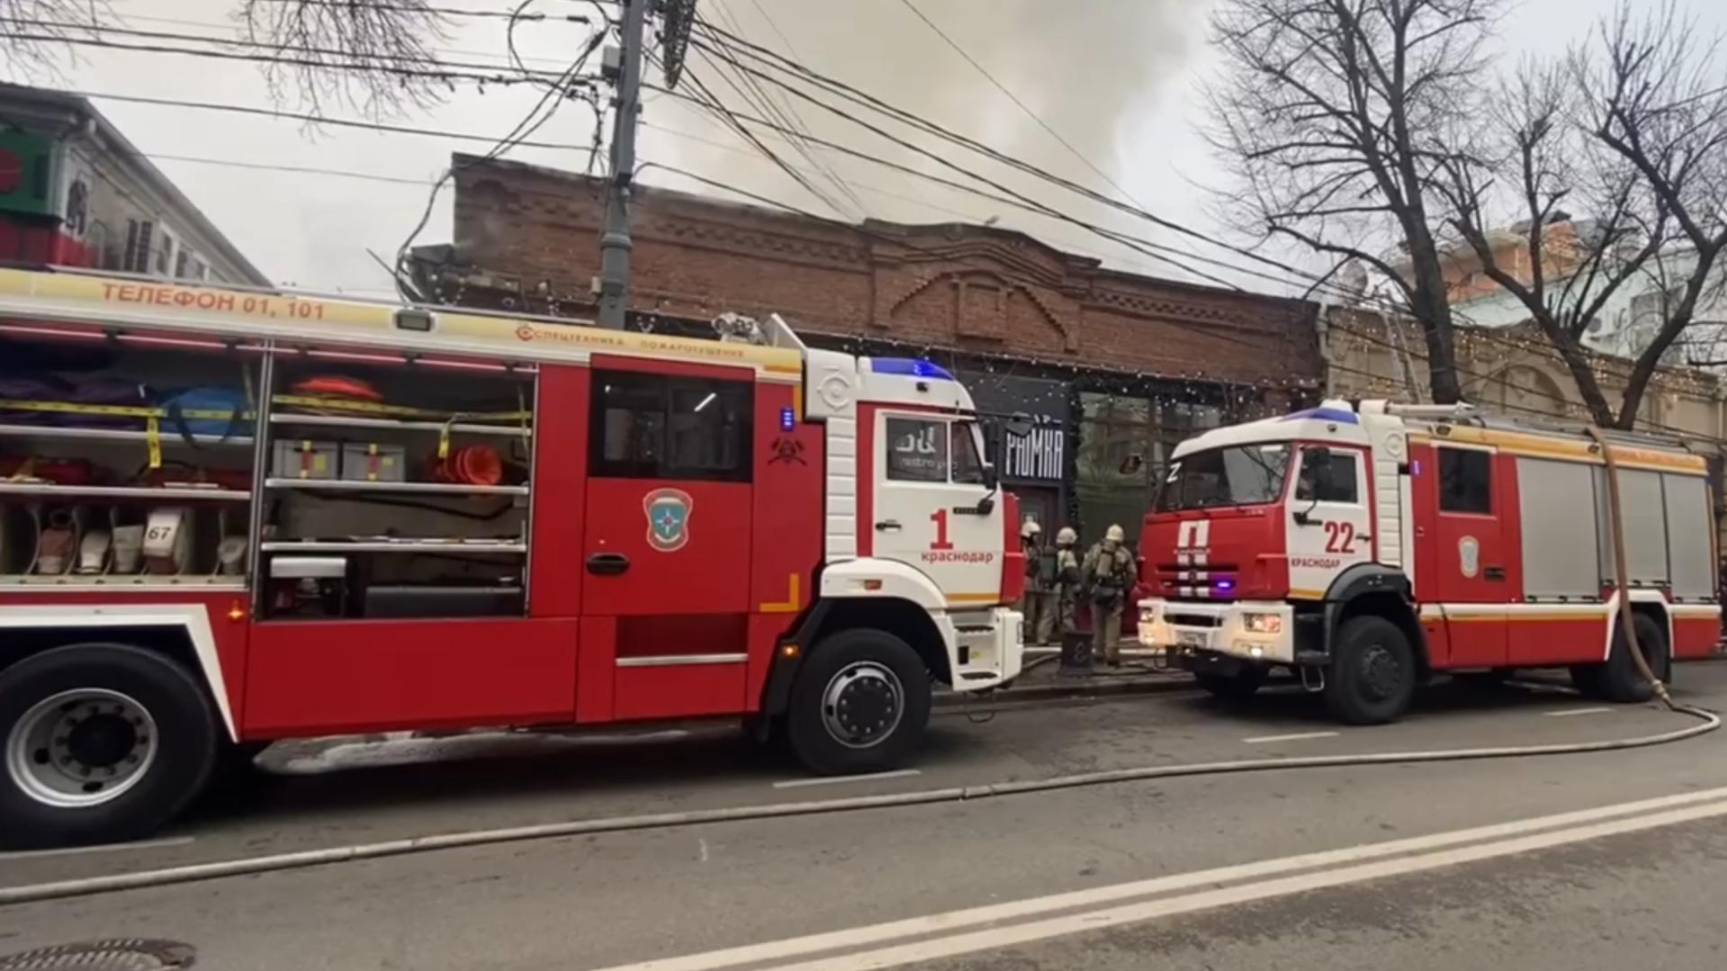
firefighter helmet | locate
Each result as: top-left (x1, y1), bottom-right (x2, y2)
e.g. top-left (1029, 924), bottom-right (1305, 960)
top-left (1105, 524), bottom-right (1125, 544)
top-left (1056, 527), bottom-right (1077, 546)
top-left (1020, 519), bottom-right (1042, 538)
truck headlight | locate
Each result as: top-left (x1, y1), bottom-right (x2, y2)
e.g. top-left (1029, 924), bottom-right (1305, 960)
top-left (1242, 612), bottom-right (1283, 635)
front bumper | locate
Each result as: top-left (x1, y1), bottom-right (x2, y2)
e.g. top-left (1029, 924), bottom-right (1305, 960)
top-left (1136, 598), bottom-right (1296, 665)
top-left (943, 606), bottom-right (1024, 691)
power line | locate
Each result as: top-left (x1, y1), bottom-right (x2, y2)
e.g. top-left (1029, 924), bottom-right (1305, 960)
top-left (893, 0), bottom-right (1149, 216)
top-left (248, 0), bottom-right (594, 21)
top-left (674, 56), bottom-right (856, 218)
top-left (655, 74), bottom-right (1246, 290)
top-left (48, 87), bottom-right (596, 150)
top-left (2, 16), bottom-right (564, 76)
top-left (115, 11), bottom-right (577, 67)
top-left (689, 24), bottom-right (1678, 376)
top-left (395, 10), bottom-right (610, 295)
top-left (0, 30), bottom-right (575, 87)
top-left (633, 162), bottom-right (1283, 357)
top-left (693, 6), bottom-right (863, 215)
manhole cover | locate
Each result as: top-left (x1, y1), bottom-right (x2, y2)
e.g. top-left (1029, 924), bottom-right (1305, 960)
top-left (0, 940), bottom-right (194, 971)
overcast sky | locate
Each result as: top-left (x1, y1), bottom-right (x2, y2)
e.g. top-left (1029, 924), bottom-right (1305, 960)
top-left (15, 0), bottom-right (1727, 300)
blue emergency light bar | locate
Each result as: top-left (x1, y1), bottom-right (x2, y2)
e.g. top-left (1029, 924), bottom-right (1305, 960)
top-left (871, 358), bottom-right (955, 381)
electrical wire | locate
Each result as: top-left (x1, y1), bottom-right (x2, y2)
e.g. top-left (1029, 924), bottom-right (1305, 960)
top-left (635, 162), bottom-right (1278, 356)
top-left (0, 30), bottom-right (560, 87)
top-left (247, 0), bottom-right (593, 21)
top-left (687, 23), bottom-right (1717, 395)
top-left (671, 59), bottom-right (856, 219)
top-left (698, 2), bottom-right (864, 215)
top-left (393, 10), bottom-right (609, 295)
top-left (893, 0), bottom-right (1149, 216)
top-left (0, 16), bottom-right (566, 76)
top-left (58, 88), bottom-right (595, 149)
top-left (115, 11), bottom-right (578, 68)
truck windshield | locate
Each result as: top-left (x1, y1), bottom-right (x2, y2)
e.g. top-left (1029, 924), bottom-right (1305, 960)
top-left (1155, 443), bottom-right (1292, 512)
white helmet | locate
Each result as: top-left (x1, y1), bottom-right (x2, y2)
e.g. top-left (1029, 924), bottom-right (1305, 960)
top-left (1105, 524), bottom-right (1125, 543)
top-left (1020, 519), bottom-right (1042, 539)
top-left (1056, 527), bottom-right (1077, 546)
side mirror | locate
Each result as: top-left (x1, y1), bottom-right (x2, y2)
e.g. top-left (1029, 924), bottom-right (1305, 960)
top-left (981, 461), bottom-right (999, 492)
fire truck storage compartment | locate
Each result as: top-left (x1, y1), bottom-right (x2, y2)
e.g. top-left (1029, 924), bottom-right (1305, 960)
top-left (260, 355), bottom-right (535, 620)
top-left (1514, 454), bottom-right (1715, 601)
top-left (0, 336), bottom-right (258, 584)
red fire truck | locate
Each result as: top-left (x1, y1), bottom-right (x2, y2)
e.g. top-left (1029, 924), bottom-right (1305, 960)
top-left (1137, 400), bottom-right (1721, 723)
top-left (0, 266), bottom-right (1025, 847)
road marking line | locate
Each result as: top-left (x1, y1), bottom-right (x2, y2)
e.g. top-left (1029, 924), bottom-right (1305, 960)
top-left (772, 769), bottom-right (922, 789)
top-left (0, 835), bottom-right (193, 862)
top-left (764, 796), bottom-right (1727, 971)
top-left (1544, 707), bottom-right (1615, 717)
top-left (589, 784), bottom-right (1727, 971)
top-left (1242, 731), bottom-right (1340, 744)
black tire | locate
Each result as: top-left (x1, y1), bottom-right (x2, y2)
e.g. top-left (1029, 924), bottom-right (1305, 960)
top-left (1195, 668), bottom-right (1265, 701)
top-left (0, 643), bottom-right (219, 849)
top-left (1324, 615), bottom-right (1417, 725)
top-left (1568, 663), bottom-right (1607, 699)
top-left (1596, 612), bottom-right (1670, 703)
top-left (785, 629), bottom-right (931, 775)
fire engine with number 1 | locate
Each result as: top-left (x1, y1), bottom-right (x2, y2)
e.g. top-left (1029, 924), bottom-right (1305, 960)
top-left (0, 267), bottom-right (1024, 848)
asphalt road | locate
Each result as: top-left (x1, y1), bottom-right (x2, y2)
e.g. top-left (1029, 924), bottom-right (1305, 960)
top-left (2, 664), bottom-right (1726, 970)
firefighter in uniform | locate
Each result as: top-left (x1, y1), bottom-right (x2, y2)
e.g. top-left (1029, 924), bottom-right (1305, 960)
top-left (1083, 524), bottom-right (1136, 667)
top-left (1054, 526), bottom-right (1082, 646)
top-left (1019, 520), bottom-right (1056, 645)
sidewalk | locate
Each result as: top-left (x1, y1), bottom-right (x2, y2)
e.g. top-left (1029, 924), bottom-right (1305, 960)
top-left (933, 644), bottom-right (1191, 707)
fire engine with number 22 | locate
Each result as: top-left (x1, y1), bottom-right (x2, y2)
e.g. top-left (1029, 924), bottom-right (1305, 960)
top-left (0, 266), bottom-right (1025, 848)
top-left (1137, 400), bottom-right (1721, 722)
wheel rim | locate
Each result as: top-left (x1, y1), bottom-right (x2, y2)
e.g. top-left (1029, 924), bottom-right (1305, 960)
top-left (5, 688), bottom-right (159, 808)
top-left (1358, 644), bottom-right (1404, 702)
top-left (820, 661), bottom-right (905, 750)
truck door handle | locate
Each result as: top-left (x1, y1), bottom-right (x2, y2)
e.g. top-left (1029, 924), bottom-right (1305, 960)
top-left (1484, 566), bottom-right (1506, 581)
top-left (875, 520), bottom-right (902, 532)
top-left (586, 553), bottom-right (630, 576)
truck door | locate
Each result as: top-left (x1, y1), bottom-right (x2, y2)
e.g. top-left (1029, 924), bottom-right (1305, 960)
top-left (581, 358), bottom-right (756, 719)
top-left (1286, 445), bottom-right (1373, 598)
top-left (1426, 444), bottom-right (1508, 666)
top-left (870, 411), bottom-right (1000, 607)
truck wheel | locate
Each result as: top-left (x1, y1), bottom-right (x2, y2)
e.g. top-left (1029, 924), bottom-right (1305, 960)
top-left (0, 643), bottom-right (219, 849)
top-left (1195, 669), bottom-right (1264, 701)
top-left (1324, 616), bottom-right (1416, 725)
top-left (1596, 612), bottom-right (1670, 703)
top-left (786, 629), bottom-right (931, 775)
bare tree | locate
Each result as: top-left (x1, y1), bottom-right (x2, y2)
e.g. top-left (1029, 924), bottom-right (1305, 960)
top-left (239, 0), bottom-right (453, 117)
top-left (1438, 1), bottom-right (1727, 428)
top-left (0, 0), bottom-right (110, 80)
top-left (1208, 0), bottom-right (1504, 404)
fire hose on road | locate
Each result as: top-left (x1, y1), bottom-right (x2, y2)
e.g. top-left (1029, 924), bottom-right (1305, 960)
top-left (0, 430), bottom-right (1716, 909)
top-left (0, 703), bottom-right (1715, 907)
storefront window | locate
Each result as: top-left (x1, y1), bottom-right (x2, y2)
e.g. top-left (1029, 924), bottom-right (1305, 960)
top-left (1075, 394), bottom-right (1230, 546)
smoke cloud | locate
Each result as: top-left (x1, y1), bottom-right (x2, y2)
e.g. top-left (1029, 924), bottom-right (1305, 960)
top-left (644, 0), bottom-right (1208, 250)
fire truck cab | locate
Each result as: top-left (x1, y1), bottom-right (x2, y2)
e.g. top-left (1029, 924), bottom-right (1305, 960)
top-left (0, 267), bottom-right (1023, 847)
top-left (1138, 399), bottom-right (1721, 723)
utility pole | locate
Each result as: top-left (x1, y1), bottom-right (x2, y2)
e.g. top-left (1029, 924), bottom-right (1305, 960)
top-left (596, 0), bottom-right (649, 330)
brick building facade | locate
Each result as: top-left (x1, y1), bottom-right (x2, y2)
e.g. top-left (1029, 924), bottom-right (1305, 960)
top-left (412, 155), bottom-right (1323, 541)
